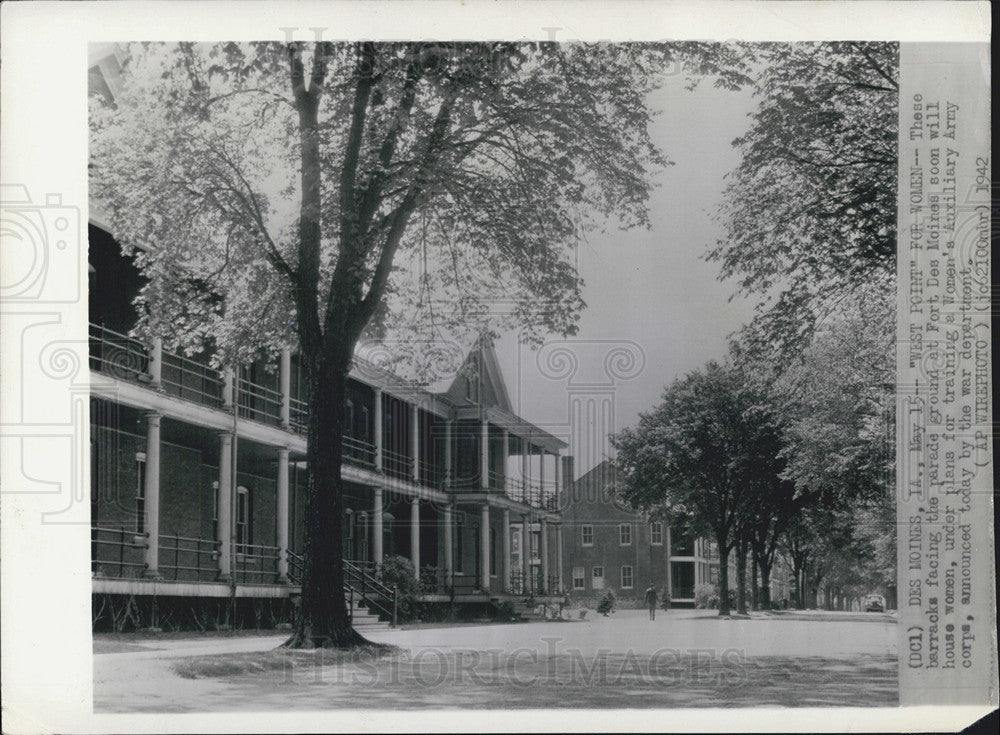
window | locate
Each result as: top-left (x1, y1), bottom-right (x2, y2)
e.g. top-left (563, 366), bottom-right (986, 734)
top-left (572, 567), bottom-right (585, 590)
top-left (621, 565), bottom-right (633, 589)
top-left (236, 486), bottom-right (251, 553)
top-left (212, 480), bottom-right (219, 540)
top-left (135, 452), bottom-right (146, 534)
top-left (345, 399), bottom-right (355, 438)
top-left (490, 527), bottom-right (497, 576)
top-left (619, 523), bottom-right (632, 546)
top-left (467, 357), bottom-right (480, 403)
top-left (592, 566), bottom-right (605, 590)
top-left (530, 529), bottom-right (540, 558)
top-left (650, 521), bottom-right (663, 545)
top-left (581, 524), bottom-right (593, 547)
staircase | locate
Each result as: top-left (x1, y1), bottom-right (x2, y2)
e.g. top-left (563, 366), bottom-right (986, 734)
top-left (347, 593), bottom-right (392, 631)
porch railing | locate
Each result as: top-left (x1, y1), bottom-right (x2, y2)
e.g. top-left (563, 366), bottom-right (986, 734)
top-left (237, 378), bottom-right (283, 427)
top-left (381, 447), bottom-right (412, 481)
top-left (91, 525), bottom-right (148, 577)
top-left (289, 397), bottom-right (308, 434)
top-left (89, 323), bottom-right (150, 383)
top-left (343, 436), bottom-right (377, 469)
top-left (158, 534), bottom-right (220, 581)
top-left (344, 559), bottom-right (397, 626)
top-left (160, 350), bottom-right (225, 407)
top-left (233, 543), bottom-right (281, 584)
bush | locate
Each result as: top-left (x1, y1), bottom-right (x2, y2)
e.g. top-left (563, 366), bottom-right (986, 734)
top-left (660, 586), bottom-right (672, 610)
top-left (694, 583), bottom-right (716, 609)
top-left (419, 565), bottom-right (440, 594)
top-left (597, 591), bottom-right (616, 616)
top-left (378, 555), bottom-right (421, 621)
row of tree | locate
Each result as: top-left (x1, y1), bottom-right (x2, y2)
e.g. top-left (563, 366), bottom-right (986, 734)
top-left (612, 41), bottom-right (898, 616)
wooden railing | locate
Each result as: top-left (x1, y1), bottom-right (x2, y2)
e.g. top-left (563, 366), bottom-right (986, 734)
top-left (381, 447), bottom-right (412, 481)
top-left (343, 436), bottom-right (377, 468)
top-left (237, 378), bottom-right (283, 427)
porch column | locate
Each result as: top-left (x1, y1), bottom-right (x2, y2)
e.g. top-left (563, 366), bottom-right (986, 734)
top-left (148, 338), bottom-right (163, 389)
top-left (443, 420), bottom-right (453, 488)
top-left (521, 440), bottom-right (530, 502)
top-left (540, 516), bottom-right (549, 593)
top-left (410, 497), bottom-right (420, 578)
top-left (443, 502), bottom-right (453, 585)
top-left (142, 413), bottom-right (162, 578)
top-left (553, 451), bottom-right (561, 507)
top-left (372, 487), bottom-right (384, 564)
top-left (521, 513), bottom-right (531, 594)
top-left (276, 448), bottom-right (290, 582)
top-left (502, 509), bottom-right (511, 592)
top-left (279, 348), bottom-right (291, 428)
top-left (217, 432), bottom-right (233, 580)
top-left (556, 524), bottom-right (564, 593)
top-left (538, 447), bottom-right (546, 507)
top-left (480, 419), bottom-right (489, 490)
top-left (411, 405), bottom-right (420, 483)
top-left (480, 504), bottom-right (491, 591)
top-left (374, 388), bottom-right (383, 470)
top-left (501, 429), bottom-right (510, 494)
top-left (223, 368), bottom-right (234, 408)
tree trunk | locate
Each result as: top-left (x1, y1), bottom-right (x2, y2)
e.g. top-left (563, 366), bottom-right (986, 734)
top-left (735, 538), bottom-right (748, 615)
top-left (716, 534), bottom-right (731, 616)
top-left (284, 355), bottom-right (369, 648)
top-left (758, 559), bottom-right (773, 610)
top-left (751, 555), bottom-right (759, 611)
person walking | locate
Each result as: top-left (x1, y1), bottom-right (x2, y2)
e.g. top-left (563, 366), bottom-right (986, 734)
top-left (644, 583), bottom-right (658, 621)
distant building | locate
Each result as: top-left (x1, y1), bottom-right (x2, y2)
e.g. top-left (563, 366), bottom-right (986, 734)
top-left (558, 460), bottom-right (717, 607)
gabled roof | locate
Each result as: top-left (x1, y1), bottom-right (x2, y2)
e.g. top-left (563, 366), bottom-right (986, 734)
top-left (435, 334), bottom-right (511, 412)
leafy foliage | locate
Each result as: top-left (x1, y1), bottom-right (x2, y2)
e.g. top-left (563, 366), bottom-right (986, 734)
top-left (681, 42), bottom-right (898, 358)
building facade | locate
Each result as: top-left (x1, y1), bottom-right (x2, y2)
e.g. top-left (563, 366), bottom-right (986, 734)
top-left (559, 461), bottom-right (717, 607)
top-left (88, 49), bottom-right (567, 630)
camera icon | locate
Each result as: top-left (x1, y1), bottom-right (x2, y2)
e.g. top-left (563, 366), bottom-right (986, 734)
top-left (1, 184), bottom-right (81, 303)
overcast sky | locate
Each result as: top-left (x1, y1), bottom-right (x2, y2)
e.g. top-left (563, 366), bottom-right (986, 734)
top-left (492, 72), bottom-right (759, 477)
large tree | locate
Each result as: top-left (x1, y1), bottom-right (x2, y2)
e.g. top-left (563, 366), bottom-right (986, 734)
top-left (681, 41), bottom-right (898, 358)
top-left (611, 361), bottom-right (779, 616)
top-left (91, 41), bottom-right (671, 646)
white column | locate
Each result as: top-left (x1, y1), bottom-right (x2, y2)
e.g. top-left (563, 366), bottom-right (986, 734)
top-left (411, 405), bottom-right (420, 483)
top-left (540, 517), bottom-right (549, 593)
top-left (556, 524), bottom-right (564, 593)
top-left (553, 451), bottom-right (561, 506)
top-left (444, 420), bottom-right (453, 488)
top-left (142, 413), bottom-right (162, 577)
top-left (276, 448), bottom-right (290, 581)
top-left (501, 429), bottom-right (510, 494)
top-left (480, 420), bottom-right (490, 490)
top-left (223, 368), bottom-right (234, 408)
top-left (374, 389), bottom-right (383, 470)
top-left (148, 338), bottom-right (163, 389)
top-left (443, 503), bottom-right (453, 584)
top-left (373, 487), bottom-right (384, 564)
top-left (279, 348), bottom-right (291, 428)
top-left (480, 504), bottom-right (491, 591)
top-left (521, 513), bottom-right (531, 594)
top-left (539, 447), bottom-right (546, 507)
top-left (521, 440), bottom-right (530, 502)
top-left (410, 497), bottom-right (420, 578)
top-left (217, 432), bottom-right (233, 580)
top-left (502, 509), bottom-right (511, 592)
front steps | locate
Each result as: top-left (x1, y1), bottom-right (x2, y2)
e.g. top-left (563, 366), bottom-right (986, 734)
top-left (347, 596), bottom-right (392, 631)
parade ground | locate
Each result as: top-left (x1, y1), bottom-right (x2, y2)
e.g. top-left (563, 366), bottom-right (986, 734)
top-left (94, 609), bottom-right (897, 711)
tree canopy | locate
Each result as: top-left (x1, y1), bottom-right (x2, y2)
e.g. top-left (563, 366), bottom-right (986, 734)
top-left (682, 41), bottom-right (898, 358)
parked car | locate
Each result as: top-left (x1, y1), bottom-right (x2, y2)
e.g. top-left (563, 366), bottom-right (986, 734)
top-left (864, 595), bottom-right (885, 612)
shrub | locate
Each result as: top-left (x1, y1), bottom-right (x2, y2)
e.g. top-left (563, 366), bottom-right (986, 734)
top-left (660, 586), bottom-right (672, 610)
top-left (419, 565), bottom-right (441, 594)
top-left (597, 591), bottom-right (616, 616)
top-left (694, 583), bottom-right (716, 609)
top-left (378, 555), bottom-right (421, 621)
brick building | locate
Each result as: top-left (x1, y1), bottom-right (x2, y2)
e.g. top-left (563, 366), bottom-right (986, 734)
top-left (559, 460), bottom-right (717, 607)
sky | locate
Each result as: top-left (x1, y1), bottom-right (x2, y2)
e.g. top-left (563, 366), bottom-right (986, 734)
top-left (491, 73), bottom-right (759, 478)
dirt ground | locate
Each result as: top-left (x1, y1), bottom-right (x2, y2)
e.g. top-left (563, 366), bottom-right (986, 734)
top-left (94, 609), bottom-right (898, 711)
